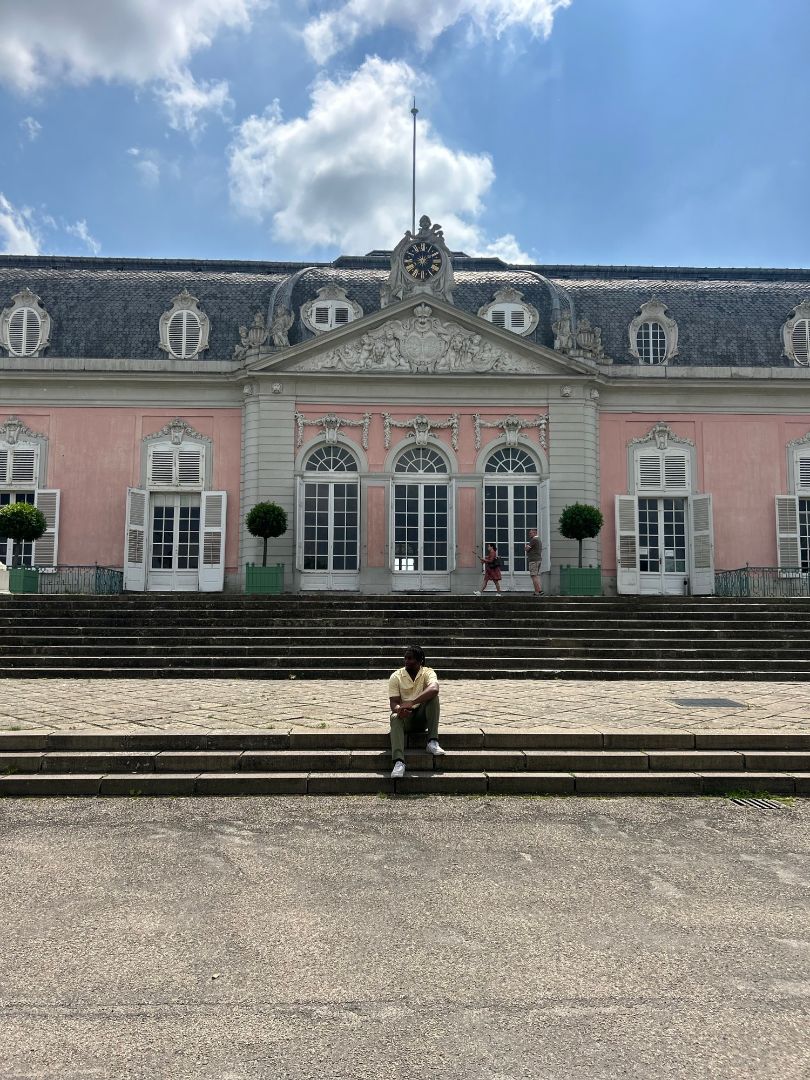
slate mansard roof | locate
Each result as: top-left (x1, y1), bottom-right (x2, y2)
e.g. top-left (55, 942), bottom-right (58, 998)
top-left (1, 253), bottom-right (809, 367)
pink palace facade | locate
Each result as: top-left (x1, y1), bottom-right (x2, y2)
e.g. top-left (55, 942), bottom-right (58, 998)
top-left (2, 216), bottom-right (810, 595)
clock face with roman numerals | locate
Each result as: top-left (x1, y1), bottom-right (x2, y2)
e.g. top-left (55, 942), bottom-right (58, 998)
top-left (403, 241), bottom-right (442, 281)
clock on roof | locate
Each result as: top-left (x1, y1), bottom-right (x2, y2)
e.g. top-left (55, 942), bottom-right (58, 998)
top-left (403, 241), bottom-right (443, 281)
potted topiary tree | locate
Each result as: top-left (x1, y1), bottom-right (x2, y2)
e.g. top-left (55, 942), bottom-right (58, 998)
top-left (0, 502), bottom-right (47, 593)
top-left (559, 502), bottom-right (604, 595)
top-left (245, 501), bottom-right (288, 594)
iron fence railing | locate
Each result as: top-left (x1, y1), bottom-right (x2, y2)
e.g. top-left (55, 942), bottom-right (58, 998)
top-left (34, 565), bottom-right (124, 595)
top-left (714, 566), bottom-right (810, 598)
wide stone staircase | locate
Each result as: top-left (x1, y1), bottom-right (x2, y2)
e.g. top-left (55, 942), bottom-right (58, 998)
top-left (2, 593), bottom-right (809, 796)
top-left (2, 592), bottom-right (810, 680)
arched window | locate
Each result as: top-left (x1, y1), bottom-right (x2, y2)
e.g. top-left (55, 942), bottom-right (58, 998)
top-left (300, 444), bottom-right (359, 577)
top-left (393, 446), bottom-right (449, 574)
top-left (791, 319), bottom-right (810, 366)
top-left (0, 289), bottom-right (52, 358)
top-left (394, 446), bottom-right (447, 473)
top-left (636, 321), bottom-right (668, 365)
top-left (485, 447), bottom-right (538, 474)
top-left (159, 291), bottom-right (209, 360)
top-left (483, 447), bottom-right (542, 579)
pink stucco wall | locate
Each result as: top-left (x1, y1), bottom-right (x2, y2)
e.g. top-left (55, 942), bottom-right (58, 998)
top-left (600, 413), bottom-right (810, 573)
top-left (2, 408), bottom-right (242, 571)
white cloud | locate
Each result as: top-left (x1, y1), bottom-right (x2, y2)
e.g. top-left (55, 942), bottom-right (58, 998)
top-left (228, 57), bottom-right (529, 260)
top-left (66, 219), bottom-right (101, 255)
top-left (0, 1), bottom-right (264, 131)
top-left (155, 68), bottom-right (232, 136)
top-left (0, 194), bottom-right (40, 255)
top-left (127, 148), bottom-right (163, 188)
top-left (19, 116), bottom-right (42, 141)
top-left (303, 0), bottom-right (572, 63)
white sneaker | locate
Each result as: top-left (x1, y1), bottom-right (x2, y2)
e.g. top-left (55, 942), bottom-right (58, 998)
top-left (426, 740), bottom-right (446, 756)
top-left (391, 760), bottom-right (406, 779)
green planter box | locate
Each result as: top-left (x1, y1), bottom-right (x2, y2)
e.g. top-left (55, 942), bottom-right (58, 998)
top-left (9, 567), bottom-right (39, 594)
top-left (245, 562), bottom-right (284, 595)
top-left (560, 565), bottom-right (602, 596)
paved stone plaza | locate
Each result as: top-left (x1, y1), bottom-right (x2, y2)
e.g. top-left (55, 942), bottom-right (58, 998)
top-left (0, 677), bottom-right (809, 736)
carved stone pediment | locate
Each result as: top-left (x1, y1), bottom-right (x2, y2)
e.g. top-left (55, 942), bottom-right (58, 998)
top-left (294, 304), bottom-right (538, 375)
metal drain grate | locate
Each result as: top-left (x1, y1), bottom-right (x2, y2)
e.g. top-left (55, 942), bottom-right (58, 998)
top-left (673, 697), bottom-right (746, 708)
top-left (731, 797), bottom-right (786, 810)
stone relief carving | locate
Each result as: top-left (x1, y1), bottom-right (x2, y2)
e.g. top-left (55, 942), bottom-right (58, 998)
top-left (628, 421), bottom-right (694, 451)
top-left (628, 298), bottom-right (679, 364)
top-left (381, 216), bottom-right (455, 306)
top-left (144, 417), bottom-right (210, 447)
top-left (473, 414), bottom-right (548, 451)
top-left (233, 312), bottom-right (270, 360)
top-left (0, 415), bottom-right (45, 445)
top-left (382, 413), bottom-right (459, 451)
top-left (553, 311), bottom-right (606, 361)
top-left (294, 412), bottom-right (370, 450)
top-left (782, 299), bottom-right (810, 366)
top-left (296, 304), bottom-right (537, 375)
top-left (270, 309), bottom-right (294, 348)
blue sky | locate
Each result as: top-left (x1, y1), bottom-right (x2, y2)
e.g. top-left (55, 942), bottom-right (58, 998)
top-left (1, 0), bottom-right (808, 267)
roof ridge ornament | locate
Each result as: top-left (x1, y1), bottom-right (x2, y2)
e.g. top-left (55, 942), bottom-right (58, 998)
top-left (382, 215), bottom-right (455, 307)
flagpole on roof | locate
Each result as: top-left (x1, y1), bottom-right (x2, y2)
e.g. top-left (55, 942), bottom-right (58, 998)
top-left (411, 98), bottom-right (418, 235)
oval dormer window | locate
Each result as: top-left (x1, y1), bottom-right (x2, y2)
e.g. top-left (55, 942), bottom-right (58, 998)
top-left (477, 289), bottom-right (538, 336)
top-left (301, 287), bottom-right (362, 335)
top-left (635, 320), bottom-right (667, 365)
top-left (791, 318), bottom-right (810, 366)
top-left (313, 301), bottom-right (351, 331)
top-left (167, 310), bottom-right (202, 359)
top-left (7, 306), bottom-right (42, 356)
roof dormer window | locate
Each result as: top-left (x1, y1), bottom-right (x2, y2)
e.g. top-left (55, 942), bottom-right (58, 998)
top-left (629, 299), bottom-right (679, 365)
top-left (477, 288), bottom-right (538, 336)
top-left (159, 291), bottom-right (210, 360)
top-left (1, 289), bottom-right (52, 357)
top-left (783, 302), bottom-right (810, 367)
top-left (301, 286), bottom-right (362, 335)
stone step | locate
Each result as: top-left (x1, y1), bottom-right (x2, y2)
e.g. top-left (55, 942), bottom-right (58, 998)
top-left (3, 748), bottom-right (810, 776)
top-left (1, 770), bottom-right (807, 798)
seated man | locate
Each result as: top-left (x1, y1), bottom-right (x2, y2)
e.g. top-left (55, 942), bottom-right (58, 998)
top-left (388, 645), bottom-right (444, 779)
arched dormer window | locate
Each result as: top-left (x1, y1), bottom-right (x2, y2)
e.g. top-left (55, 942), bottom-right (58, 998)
top-left (0, 289), bottom-right (52, 357)
top-left (301, 286), bottom-right (362, 334)
top-left (477, 288), bottom-right (538, 336)
top-left (159, 291), bottom-right (210, 359)
top-left (629, 299), bottom-right (678, 365)
top-left (782, 301), bottom-right (810, 367)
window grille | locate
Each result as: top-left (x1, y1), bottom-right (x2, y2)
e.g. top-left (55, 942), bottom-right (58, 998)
top-left (167, 310), bottom-right (202, 358)
top-left (394, 447), bottom-right (447, 474)
top-left (792, 319), bottom-right (810, 366)
top-left (636, 321), bottom-right (667, 364)
top-left (7, 307), bottom-right (42, 356)
top-left (485, 447), bottom-right (538, 474)
top-left (305, 445), bottom-right (358, 472)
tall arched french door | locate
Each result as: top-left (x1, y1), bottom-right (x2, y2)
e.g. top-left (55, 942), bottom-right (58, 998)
top-left (297, 444), bottom-right (360, 591)
top-left (483, 447), bottom-right (549, 590)
top-left (391, 446), bottom-right (453, 592)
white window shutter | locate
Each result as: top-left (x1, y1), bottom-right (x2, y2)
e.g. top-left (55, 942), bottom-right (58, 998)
top-left (295, 476), bottom-right (305, 572)
top-left (0, 449), bottom-right (7, 484)
top-left (124, 487), bottom-right (148, 591)
top-left (199, 490), bottom-right (227, 591)
top-left (334, 306), bottom-right (349, 325)
top-left (178, 448), bottom-right (204, 487)
top-left (8, 308), bottom-right (40, 356)
top-left (10, 447), bottom-right (37, 486)
top-left (32, 489), bottom-right (59, 567)
top-left (636, 453), bottom-right (662, 491)
top-left (615, 495), bottom-right (639, 594)
top-left (663, 452), bottom-right (689, 491)
top-left (539, 478), bottom-right (551, 573)
top-left (447, 480), bottom-right (456, 573)
top-left (794, 453), bottom-right (810, 493)
top-left (689, 494), bottom-right (714, 594)
top-left (775, 495), bottom-right (800, 569)
top-left (149, 447), bottom-right (175, 487)
top-left (490, 309), bottom-right (507, 328)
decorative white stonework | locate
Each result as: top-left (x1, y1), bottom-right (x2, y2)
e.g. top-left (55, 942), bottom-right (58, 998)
top-left (383, 413), bottom-right (459, 451)
top-left (159, 291), bottom-right (210, 359)
top-left (382, 216), bottom-right (455, 306)
top-left (590, 389), bottom-right (600, 400)
top-left (477, 288), bottom-right (539, 336)
top-left (786, 430), bottom-right (810, 450)
top-left (0, 288), bottom-right (52, 357)
top-left (271, 382), bottom-right (283, 395)
top-left (0, 416), bottom-right (45, 445)
top-left (233, 313), bottom-right (270, 360)
top-left (301, 287), bottom-right (362, 335)
top-left (628, 299), bottom-right (678, 364)
top-left (294, 411), bottom-right (370, 450)
top-left (628, 421), bottom-right (694, 451)
top-left (552, 311), bottom-right (606, 361)
top-left (297, 304), bottom-right (537, 375)
top-left (782, 300), bottom-right (810, 366)
top-left (560, 385), bottom-right (572, 398)
top-left (473, 414), bottom-right (548, 451)
top-left (144, 418), bottom-right (210, 447)
top-left (243, 381), bottom-right (256, 397)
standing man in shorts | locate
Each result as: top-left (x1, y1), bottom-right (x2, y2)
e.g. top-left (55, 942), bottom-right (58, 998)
top-left (388, 645), bottom-right (444, 779)
top-left (525, 527), bottom-right (543, 595)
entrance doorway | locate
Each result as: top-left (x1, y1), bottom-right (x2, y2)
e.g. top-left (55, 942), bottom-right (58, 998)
top-left (147, 492), bottom-right (201, 591)
top-left (638, 496), bottom-right (687, 594)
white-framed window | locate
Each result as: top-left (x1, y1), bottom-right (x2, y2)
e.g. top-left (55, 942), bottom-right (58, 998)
top-left (477, 288), bottom-right (539, 337)
top-left (0, 289), bottom-right (52, 358)
top-left (392, 445), bottom-right (451, 573)
top-left (635, 448), bottom-right (691, 494)
top-left (482, 446), bottom-right (549, 580)
top-left (301, 287), bottom-right (362, 335)
top-left (159, 290), bottom-right (209, 359)
top-left (782, 303), bottom-right (810, 366)
top-left (635, 321), bottom-right (668, 365)
top-left (0, 443), bottom-right (39, 487)
top-left (299, 444), bottom-right (360, 574)
top-left (485, 447), bottom-right (538, 475)
top-left (629, 299), bottom-right (678, 365)
top-left (147, 442), bottom-right (205, 489)
top-left (776, 439), bottom-right (810, 571)
top-left (394, 446), bottom-right (447, 474)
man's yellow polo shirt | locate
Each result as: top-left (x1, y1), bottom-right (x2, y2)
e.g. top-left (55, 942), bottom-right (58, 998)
top-left (388, 666), bottom-right (439, 703)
